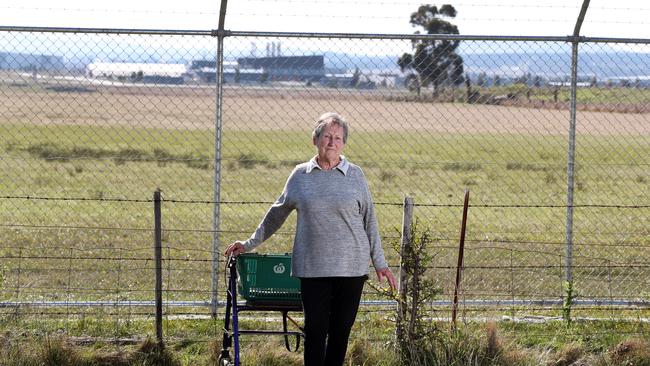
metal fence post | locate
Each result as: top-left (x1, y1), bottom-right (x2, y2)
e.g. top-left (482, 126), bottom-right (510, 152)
top-left (211, 0), bottom-right (229, 318)
top-left (154, 189), bottom-right (163, 346)
top-left (565, 0), bottom-right (590, 286)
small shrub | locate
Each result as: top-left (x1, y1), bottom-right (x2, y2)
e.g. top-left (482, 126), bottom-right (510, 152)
top-left (280, 159), bottom-right (303, 167)
top-left (443, 162), bottom-right (482, 171)
top-left (237, 153), bottom-right (262, 169)
top-left (609, 339), bottom-right (650, 366)
top-left (346, 338), bottom-right (398, 365)
top-left (92, 190), bottom-right (105, 200)
top-left (506, 162), bottom-right (548, 172)
top-left (379, 170), bottom-right (396, 183)
top-left (41, 337), bottom-right (81, 366)
top-left (562, 281), bottom-right (576, 328)
top-left (462, 177), bottom-right (478, 186)
top-left (552, 342), bottom-right (585, 366)
top-left (114, 148), bottom-right (146, 165)
top-left (237, 340), bottom-right (302, 366)
top-left (26, 143), bottom-right (69, 161)
top-left (486, 321), bottom-right (500, 359)
top-left (91, 351), bottom-right (130, 366)
top-left (72, 146), bottom-right (110, 159)
top-left (544, 172), bottom-right (557, 184)
top-left (4, 141), bottom-right (18, 152)
top-left (388, 220), bottom-right (441, 364)
top-left (131, 338), bottom-right (179, 366)
top-left (154, 148), bottom-right (173, 167)
top-left (184, 154), bottom-right (210, 170)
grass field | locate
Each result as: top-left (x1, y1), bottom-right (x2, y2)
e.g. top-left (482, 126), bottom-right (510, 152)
top-left (1, 81), bottom-right (649, 360)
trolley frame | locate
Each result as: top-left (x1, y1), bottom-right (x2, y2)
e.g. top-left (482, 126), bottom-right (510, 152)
top-left (218, 254), bottom-right (304, 366)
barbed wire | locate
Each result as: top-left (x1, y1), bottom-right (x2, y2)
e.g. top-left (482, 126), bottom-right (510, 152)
top-left (2, 195), bottom-right (648, 208)
top-left (1, 225), bottom-right (647, 250)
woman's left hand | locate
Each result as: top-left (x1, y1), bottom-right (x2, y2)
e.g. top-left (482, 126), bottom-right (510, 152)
top-left (376, 267), bottom-right (397, 291)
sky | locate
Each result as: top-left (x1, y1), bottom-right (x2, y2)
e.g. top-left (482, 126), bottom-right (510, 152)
top-left (1, 0), bottom-right (650, 39)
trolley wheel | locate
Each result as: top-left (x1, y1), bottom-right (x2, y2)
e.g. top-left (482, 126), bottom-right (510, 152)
top-left (218, 350), bottom-right (233, 366)
top-left (218, 355), bottom-right (233, 366)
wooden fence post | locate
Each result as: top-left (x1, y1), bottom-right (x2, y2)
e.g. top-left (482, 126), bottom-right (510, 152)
top-left (396, 196), bottom-right (413, 346)
top-left (451, 189), bottom-right (470, 331)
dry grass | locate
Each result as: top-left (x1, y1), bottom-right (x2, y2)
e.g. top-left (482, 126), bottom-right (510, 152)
top-left (609, 339), bottom-right (650, 366)
top-left (2, 82), bottom-right (648, 136)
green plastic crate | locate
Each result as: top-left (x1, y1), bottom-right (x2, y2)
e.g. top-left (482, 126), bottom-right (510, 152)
top-left (236, 253), bottom-right (301, 302)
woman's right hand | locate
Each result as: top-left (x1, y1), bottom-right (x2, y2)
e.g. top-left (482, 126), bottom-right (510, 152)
top-left (224, 241), bottom-right (246, 257)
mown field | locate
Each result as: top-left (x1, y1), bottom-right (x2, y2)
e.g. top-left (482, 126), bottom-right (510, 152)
top-left (0, 80), bottom-right (648, 363)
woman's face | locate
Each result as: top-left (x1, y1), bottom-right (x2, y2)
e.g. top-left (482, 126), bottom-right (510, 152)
top-left (313, 122), bottom-right (345, 162)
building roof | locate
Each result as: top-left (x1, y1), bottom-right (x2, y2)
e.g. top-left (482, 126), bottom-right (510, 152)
top-left (87, 62), bottom-right (187, 77)
top-left (237, 55), bottom-right (324, 70)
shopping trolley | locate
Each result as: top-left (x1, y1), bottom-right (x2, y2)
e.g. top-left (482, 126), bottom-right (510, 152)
top-left (218, 253), bottom-right (304, 366)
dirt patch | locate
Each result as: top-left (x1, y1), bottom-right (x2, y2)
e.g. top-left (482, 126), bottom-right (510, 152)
top-left (1, 83), bottom-right (648, 136)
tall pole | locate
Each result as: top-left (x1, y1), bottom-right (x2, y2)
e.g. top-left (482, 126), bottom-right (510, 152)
top-left (211, 0), bottom-right (229, 318)
top-left (153, 189), bottom-right (163, 345)
top-left (451, 189), bottom-right (470, 330)
top-left (396, 196), bottom-right (413, 347)
top-left (565, 0), bottom-right (590, 285)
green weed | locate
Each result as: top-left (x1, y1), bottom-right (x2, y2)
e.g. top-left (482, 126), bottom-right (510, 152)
top-left (443, 162), bottom-right (482, 171)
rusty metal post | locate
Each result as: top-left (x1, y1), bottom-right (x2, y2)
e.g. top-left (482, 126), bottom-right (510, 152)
top-left (396, 196), bottom-right (413, 346)
top-left (153, 189), bottom-right (163, 346)
top-left (451, 189), bottom-right (470, 330)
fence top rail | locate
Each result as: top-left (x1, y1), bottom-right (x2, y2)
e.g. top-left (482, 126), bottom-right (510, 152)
top-left (0, 26), bottom-right (212, 36)
top-left (1, 25), bottom-right (649, 43)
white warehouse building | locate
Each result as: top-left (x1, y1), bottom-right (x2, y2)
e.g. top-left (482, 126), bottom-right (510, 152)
top-left (86, 62), bottom-right (188, 84)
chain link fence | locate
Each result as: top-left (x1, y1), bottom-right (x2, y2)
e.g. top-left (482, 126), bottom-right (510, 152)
top-left (0, 27), bottom-right (648, 342)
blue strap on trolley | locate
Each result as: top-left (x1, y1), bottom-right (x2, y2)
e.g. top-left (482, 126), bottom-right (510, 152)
top-left (218, 253), bottom-right (304, 366)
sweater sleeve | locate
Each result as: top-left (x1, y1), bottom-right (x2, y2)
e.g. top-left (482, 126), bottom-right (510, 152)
top-left (359, 169), bottom-right (389, 270)
top-left (242, 169), bottom-right (296, 251)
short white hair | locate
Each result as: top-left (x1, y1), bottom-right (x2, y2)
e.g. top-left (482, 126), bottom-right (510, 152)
top-left (312, 112), bottom-right (349, 143)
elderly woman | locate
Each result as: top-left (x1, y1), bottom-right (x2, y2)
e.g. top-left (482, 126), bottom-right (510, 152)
top-left (225, 112), bottom-right (396, 366)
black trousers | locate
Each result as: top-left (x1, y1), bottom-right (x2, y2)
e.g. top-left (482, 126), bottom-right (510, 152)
top-left (299, 276), bottom-right (367, 366)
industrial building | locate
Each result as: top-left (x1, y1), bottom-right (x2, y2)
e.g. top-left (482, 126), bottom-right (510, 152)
top-left (237, 55), bottom-right (325, 82)
top-left (188, 60), bottom-right (264, 84)
top-left (0, 52), bottom-right (64, 71)
top-left (187, 55), bottom-right (325, 84)
top-left (85, 62), bottom-right (188, 84)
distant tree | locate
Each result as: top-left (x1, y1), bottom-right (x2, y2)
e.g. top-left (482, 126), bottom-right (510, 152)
top-left (451, 53), bottom-right (464, 86)
top-left (350, 67), bottom-right (361, 88)
top-left (477, 72), bottom-right (486, 87)
top-left (404, 72), bottom-right (421, 95)
top-left (493, 75), bottom-right (501, 87)
top-left (398, 4), bottom-right (462, 97)
top-left (130, 71), bottom-right (143, 82)
top-left (514, 73), bottom-right (529, 85)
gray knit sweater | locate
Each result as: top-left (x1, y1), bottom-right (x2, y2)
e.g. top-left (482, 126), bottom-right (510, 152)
top-left (242, 156), bottom-right (389, 277)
